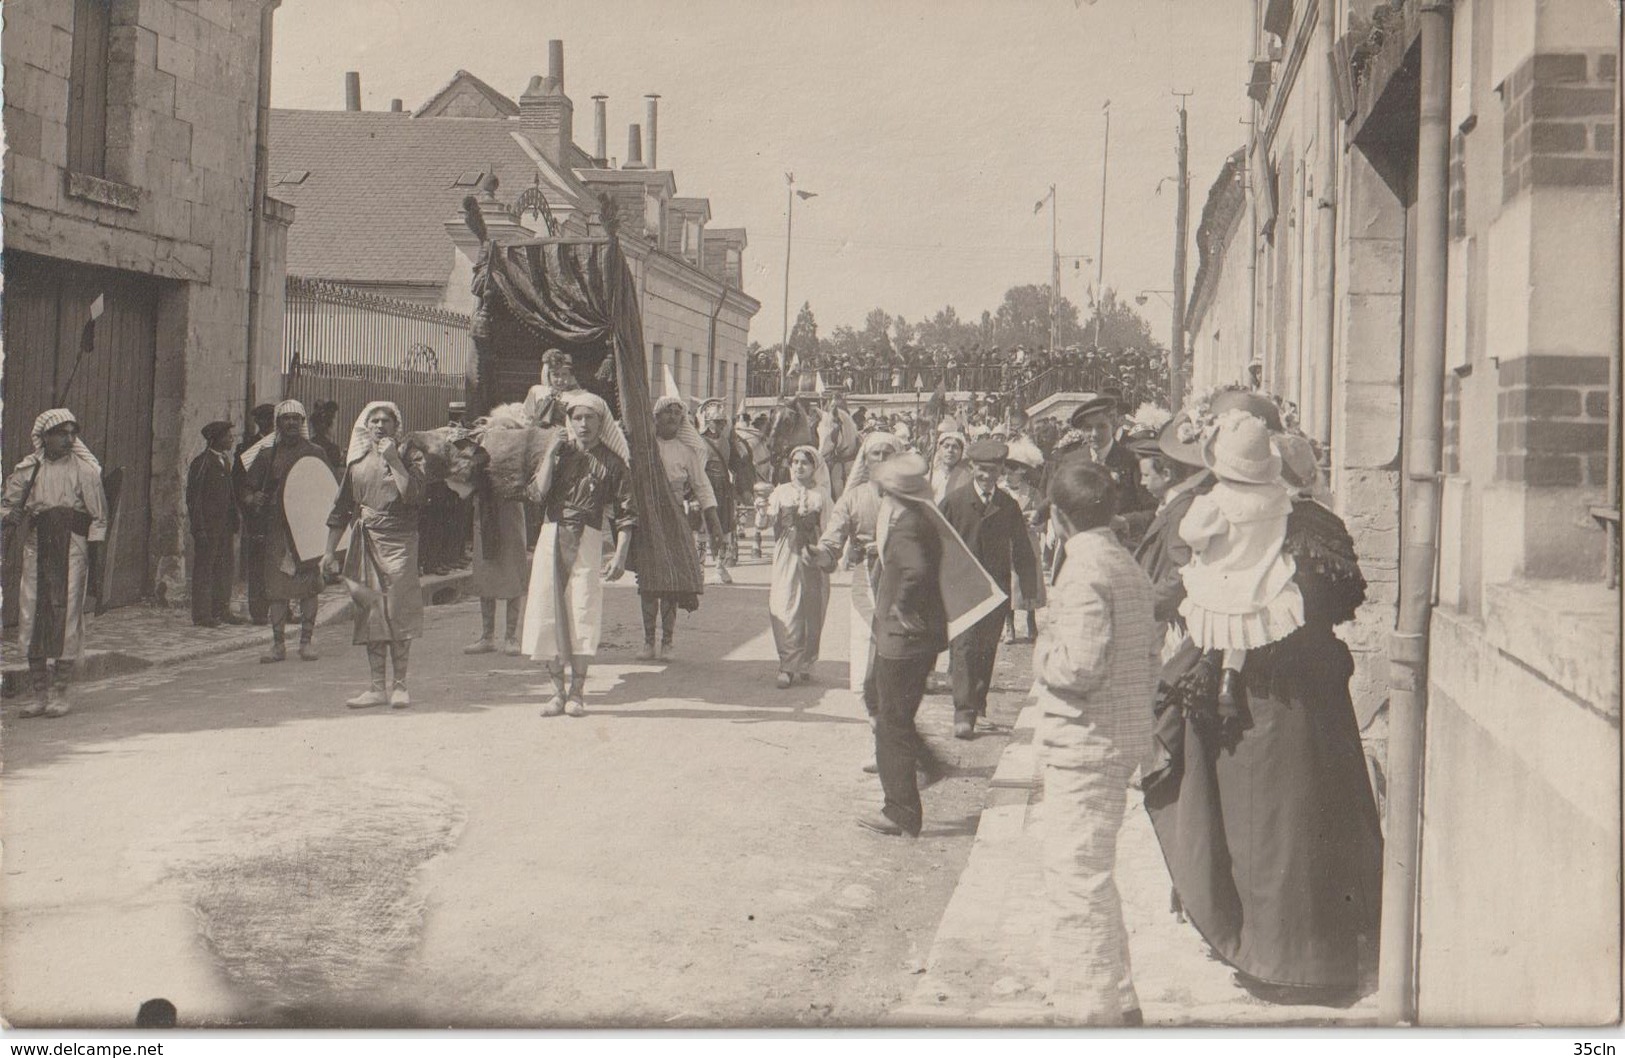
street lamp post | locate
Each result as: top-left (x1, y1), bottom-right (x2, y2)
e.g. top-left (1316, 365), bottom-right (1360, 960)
top-left (780, 173), bottom-right (817, 394)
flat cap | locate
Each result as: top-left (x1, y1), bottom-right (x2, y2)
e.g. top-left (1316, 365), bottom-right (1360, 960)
top-left (966, 439), bottom-right (1009, 463)
top-left (1068, 393), bottom-right (1117, 425)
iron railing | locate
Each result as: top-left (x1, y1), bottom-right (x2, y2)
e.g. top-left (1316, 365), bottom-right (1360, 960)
top-left (283, 275), bottom-right (474, 381)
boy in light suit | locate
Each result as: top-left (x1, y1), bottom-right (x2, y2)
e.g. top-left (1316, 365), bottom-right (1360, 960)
top-left (1034, 459), bottom-right (1159, 1026)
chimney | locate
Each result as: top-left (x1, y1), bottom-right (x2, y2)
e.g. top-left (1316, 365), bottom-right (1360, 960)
top-left (592, 95), bottom-right (608, 164)
top-left (518, 42), bottom-right (574, 165)
top-left (390, 98), bottom-right (403, 113)
top-left (624, 124), bottom-right (645, 169)
top-left (548, 38), bottom-right (564, 92)
top-left (644, 94), bottom-right (660, 170)
top-left (345, 71), bottom-right (361, 111)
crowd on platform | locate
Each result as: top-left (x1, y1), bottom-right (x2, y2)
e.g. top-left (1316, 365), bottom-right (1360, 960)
top-left (746, 342), bottom-right (1169, 407)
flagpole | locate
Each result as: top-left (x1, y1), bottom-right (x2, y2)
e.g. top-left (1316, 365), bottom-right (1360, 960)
top-left (1093, 102), bottom-right (1110, 352)
top-left (781, 174), bottom-right (794, 394)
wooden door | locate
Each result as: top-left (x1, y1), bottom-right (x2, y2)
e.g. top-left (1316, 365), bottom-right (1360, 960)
top-left (3, 251), bottom-right (158, 619)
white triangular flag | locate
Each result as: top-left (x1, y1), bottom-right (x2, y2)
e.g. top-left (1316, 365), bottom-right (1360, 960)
top-left (814, 372), bottom-right (826, 394)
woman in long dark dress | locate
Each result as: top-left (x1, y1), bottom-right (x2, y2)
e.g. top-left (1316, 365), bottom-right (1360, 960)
top-left (1142, 409), bottom-right (1382, 997)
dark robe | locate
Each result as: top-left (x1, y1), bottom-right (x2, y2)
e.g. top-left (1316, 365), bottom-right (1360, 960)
top-left (1142, 499), bottom-right (1382, 991)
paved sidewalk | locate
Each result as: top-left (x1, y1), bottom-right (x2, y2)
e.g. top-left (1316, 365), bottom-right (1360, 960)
top-left (891, 704), bottom-right (1380, 1028)
top-left (2, 569), bottom-right (472, 693)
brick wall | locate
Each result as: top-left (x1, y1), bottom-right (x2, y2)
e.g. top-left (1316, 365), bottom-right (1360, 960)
top-left (1495, 355), bottom-right (1612, 487)
top-left (1501, 49), bottom-right (1618, 201)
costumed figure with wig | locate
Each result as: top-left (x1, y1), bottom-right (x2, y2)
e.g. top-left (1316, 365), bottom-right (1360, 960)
top-left (768, 445), bottom-right (832, 688)
top-left (463, 348), bottom-right (580, 657)
top-left (518, 390), bottom-right (635, 716)
top-left (240, 399), bottom-right (331, 665)
top-left (698, 397), bottom-right (756, 585)
top-left (814, 430), bottom-right (904, 726)
top-left (643, 394), bottom-right (724, 660)
top-left (2, 409), bottom-right (108, 717)
top-left (324, 401), bottom-right (427, 708)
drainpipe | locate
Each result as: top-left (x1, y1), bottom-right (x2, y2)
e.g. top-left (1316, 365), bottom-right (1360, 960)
top-left (1313, 0), bottom-right (1339, 449)
top-left (1245, 0), bottom-right (1260, 384)
top-left (1379, 0), bottom-right (1452, 1027)
top-left (244, 1), bottom-right (278, 411)
top-left (706, 284), bottom-right (726, 400)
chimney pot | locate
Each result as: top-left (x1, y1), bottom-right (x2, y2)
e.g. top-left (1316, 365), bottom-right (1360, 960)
top-left (625, 124), bottom-right (645, 169)
top-left (548, 40), bottom-right (564, 92)
top-left (345, 71), bottom-right (361, 111)
top-left (644, 93), bottom-right (660, 170)
top-left (390, 98), bottom-right (403, 112)
top-left (592, 95), bottom-right (608, 163)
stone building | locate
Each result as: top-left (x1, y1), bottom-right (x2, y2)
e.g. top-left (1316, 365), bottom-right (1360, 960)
top-left (265, 44), bottom-right (758, 413)
top-left (2, 0), bottom-right (291, 609)
top-left (1183, 0), bottom-right (1619, 1025)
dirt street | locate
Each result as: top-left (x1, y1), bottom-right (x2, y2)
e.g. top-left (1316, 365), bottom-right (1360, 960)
top-left (1, 558), bottom-right (1024, 1028)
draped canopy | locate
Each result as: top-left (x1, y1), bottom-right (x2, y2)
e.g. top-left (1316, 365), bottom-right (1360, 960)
top-left (469, 228), bottom-right (702, 598)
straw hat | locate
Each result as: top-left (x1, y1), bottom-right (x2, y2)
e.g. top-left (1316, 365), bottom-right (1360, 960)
top-left (870, 451), bottom-right (932, 500)
top-left (1201, 411), bottom-right (1281, 485)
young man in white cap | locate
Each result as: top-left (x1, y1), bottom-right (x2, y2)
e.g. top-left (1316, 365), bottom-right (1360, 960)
top-left (2, 409), bottom-right (108, 717)
top-left (1067, 393), bottom-right (1153, 521)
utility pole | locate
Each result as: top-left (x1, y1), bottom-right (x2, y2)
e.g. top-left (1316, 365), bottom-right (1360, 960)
top-left (1048, 184), bottom-right (1059, 358)
top-left (1171, 91), bottom-right (1192, 411)
top-left (781, 172), bottom-right (795, 394)
top-left (1093, 101), bottom-right (1111, 353)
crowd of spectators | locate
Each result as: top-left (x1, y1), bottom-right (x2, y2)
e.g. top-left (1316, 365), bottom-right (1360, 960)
top-left (747, 343), bottom-right (1168, 409)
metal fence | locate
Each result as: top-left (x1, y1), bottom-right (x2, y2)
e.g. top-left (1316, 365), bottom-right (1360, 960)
top-left (281, 276), bottom-right (473, 429)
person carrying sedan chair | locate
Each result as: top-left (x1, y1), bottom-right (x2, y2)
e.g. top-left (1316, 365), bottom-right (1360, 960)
top-left (2, 409), bottom-right (109, 718)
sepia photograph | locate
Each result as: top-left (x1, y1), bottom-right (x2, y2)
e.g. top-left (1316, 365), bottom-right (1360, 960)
top-left (0, 0), bottom-right (1620, 1042)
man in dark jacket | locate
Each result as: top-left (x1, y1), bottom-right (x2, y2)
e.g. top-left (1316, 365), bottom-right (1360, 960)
top-left (1069, 394), bottom-right (1155, 523)
top-left (187, 421), bottom-right (244, 627)
top-left (234, 402), bottom-right (276, 623)
top-left (940, 439), bottom-right (1039, 739)
top-left (859, 452), bottom-right (948, 838)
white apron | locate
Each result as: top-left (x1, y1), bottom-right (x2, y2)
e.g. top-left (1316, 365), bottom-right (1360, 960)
top-left (522, 522), bottom-right (605, 661)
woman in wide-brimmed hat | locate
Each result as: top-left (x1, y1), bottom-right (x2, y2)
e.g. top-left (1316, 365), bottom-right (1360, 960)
top-left (1177, 407), bottom-right (1304, 708)
top-left (1143, 386), bottom-right (1381, 1000)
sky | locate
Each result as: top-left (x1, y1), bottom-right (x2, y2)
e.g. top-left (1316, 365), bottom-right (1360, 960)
top-left (270, 0), bottom-right (1254, 348)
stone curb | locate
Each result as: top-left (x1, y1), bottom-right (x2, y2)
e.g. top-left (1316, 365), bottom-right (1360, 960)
top-left (887, 702), bottom-right (1045, 1026)
top-left (2, 570), bottom-right (472, 693)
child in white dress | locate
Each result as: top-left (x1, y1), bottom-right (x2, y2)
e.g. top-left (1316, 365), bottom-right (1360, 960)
top-left (1177, 409), bottom-right (1303, 708)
